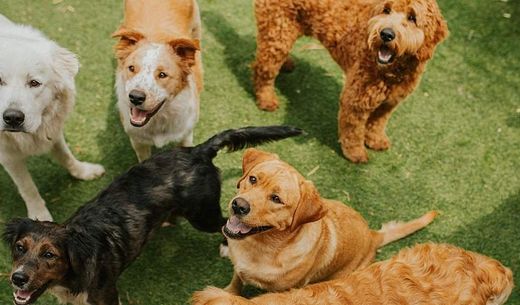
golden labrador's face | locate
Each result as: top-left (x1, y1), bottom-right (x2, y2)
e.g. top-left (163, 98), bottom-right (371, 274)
top-left (223, 149), bottom-right (326, 240)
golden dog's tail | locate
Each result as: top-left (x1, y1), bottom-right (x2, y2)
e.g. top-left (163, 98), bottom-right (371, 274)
top-left (377, 211), bottom-right (437, 247)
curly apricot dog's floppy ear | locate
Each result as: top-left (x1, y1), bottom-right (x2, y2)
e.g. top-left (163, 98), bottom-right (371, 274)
top-left (417, 3), bottom-right (448, 62)
top-left (112, 27), bottom-right (144, 60)
top-left (290, 180), bottom-right (327, 231)
top-left (237, 148), bottom-right (279, 187)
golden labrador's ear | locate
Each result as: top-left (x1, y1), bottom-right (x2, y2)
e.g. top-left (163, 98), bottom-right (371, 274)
top-left (290, 180), bottom-right (327, 231)
top-left (169, 38), bottom-right (200, 66)
top-left (51, 45), bottom-right (79, 94)
top-left (236, 148), bottom-right (279, 188)
top-left (112, 28), bottom-right (144, 60)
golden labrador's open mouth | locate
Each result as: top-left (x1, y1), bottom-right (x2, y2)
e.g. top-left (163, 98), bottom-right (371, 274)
top-left (129, 100), bottom-right (166, 127)
top-left (223, 216), bottom-right (273, 240)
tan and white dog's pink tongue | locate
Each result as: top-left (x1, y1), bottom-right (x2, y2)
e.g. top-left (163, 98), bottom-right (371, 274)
top-left (130, 107), bottom-right (148, 124)
top-left (226, 216), bottom-right (252, 234)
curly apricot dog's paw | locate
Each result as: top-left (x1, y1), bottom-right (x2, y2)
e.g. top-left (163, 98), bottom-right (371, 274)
top-left (256, 87), bottom-right (279, 112)
top-left (341, 145), bottom-right (369, 163)
top-left (192, 287), bottom-right (236, 305)
top-left (365, 133), bottom-right (391, 151)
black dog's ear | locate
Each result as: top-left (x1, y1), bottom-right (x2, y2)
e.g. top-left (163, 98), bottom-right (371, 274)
top-left (66, 229), bottom-right (98, 293)
top-left (3, 218), bottom-right (35, 247)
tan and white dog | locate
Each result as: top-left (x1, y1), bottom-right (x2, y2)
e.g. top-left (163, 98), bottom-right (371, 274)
top-left (113, 0), bottom-right (203, 162)
top-left (0, 15), bottom-right (105, 221)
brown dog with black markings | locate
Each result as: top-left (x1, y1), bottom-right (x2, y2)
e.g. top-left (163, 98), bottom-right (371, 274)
top-left (221, 148), bottom-right (437, 294)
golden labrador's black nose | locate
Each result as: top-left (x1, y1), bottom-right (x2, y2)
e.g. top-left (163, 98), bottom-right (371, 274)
top-left (232, 198), bottom-right (250, 216)
top-left (3, 109), bottom-right (25, 128)
top-left (380, 28), bottom-right (395, 42)
top-left (11, 272), bottom-right (29, 288)
top-left (129, 90), bottom-right (146, 106)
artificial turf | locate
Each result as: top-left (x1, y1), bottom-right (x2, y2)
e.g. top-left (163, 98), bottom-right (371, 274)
top-left (0, 0), bottom-right (519, 304)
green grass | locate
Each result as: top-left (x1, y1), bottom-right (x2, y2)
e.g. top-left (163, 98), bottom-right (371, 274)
top-left (0, 0), bottom-right (519, 304)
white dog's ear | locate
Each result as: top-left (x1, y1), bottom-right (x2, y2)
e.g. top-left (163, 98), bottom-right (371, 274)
top-left (52, 45), bottom-right (79, 93)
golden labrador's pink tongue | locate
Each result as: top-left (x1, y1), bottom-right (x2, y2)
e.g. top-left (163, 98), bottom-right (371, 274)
top-left (226, 216), bottom-right (252, 234)
top-left (130, 107), bottom-right (148, 125)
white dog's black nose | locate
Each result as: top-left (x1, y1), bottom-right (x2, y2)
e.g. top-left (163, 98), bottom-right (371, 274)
top-left (3, 109), bottom-right (25, 128)
top-left (232, 198), bottom-right (250, 216)
top-left (11, 272), bottom-right (29, 288)
top-left (380, 28), bottom-right (395, 42)
top-left (129, 90), bottom-right (146, 106)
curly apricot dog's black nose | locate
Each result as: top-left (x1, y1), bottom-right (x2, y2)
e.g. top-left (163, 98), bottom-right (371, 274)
top-left (380, 28), bottom-right (395, 42)
top-left (11, 272), bottom-right (29, 287)
top-left (232, 198), bottom-right (250, 216)
top-left (129, 90), bottom-right (146, 106)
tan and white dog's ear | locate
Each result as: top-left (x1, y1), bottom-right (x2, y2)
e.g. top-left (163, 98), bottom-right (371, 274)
top-left (52, 45), bottom-right (79, 95)
top-left (289, 180), bottom-right (327, 231)
top-left (169, 38), bottom-right (200, 66)
top-left (112, 28), bottom-right (144, 60)
top-left (236, 148), bottom-right (279, 188)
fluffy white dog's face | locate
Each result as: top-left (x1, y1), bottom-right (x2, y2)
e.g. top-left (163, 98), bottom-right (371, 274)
top-left (0, 35), bottom-right (78, 133)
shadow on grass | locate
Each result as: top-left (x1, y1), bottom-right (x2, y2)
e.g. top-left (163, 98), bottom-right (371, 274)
top-left (446, 191), bottom-right (520, 301)
top-left (203, 11), bottom-right (342, 155)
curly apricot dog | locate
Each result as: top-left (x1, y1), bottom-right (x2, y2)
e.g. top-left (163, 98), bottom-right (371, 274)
top-left (253, 0), bottom-right (448, 163)
top-left (193, 243), bottom-right (513, 305)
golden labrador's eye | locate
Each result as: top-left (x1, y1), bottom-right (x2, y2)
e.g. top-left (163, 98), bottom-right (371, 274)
top-left (128, 65), bottom-right (135, 72)
top-left (270, 194), bottom-right (283, 204)
top-left (158, 72), bottom-right (168, 79)
top-left (383, 7), bottom-right (391, 14)
top-left (408, 14), bottom-right (417, 24)
top-left (29, 80), bottom-right (41, 88)
top-left (249, 176), bottom-right (257, 184)
top-left (42, 251), bottom-right (55, 259)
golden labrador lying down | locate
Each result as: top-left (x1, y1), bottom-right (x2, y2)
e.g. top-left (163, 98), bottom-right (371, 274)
top-left (221, 148), bottom-right (437, 294)
top-left (193, 243), bottom-right (513, 305)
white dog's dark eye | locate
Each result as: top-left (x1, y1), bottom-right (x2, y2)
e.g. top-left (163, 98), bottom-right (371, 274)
top-left (42, 251), bottom-right (55, 259)
top-left (128, 65), bottom-right (135, 72)
top-left (249, 176), bottom-right (257, 184)
top-left (158, 72), bottom-right (168, 79)
top-left (383, 7), bottom-right (391, 14)
top-left (408, 14), bottom-right (417, 23)
top-left (270, 194), bottom-right (283, 204)
top-left (29, 80), bottom-right (41, 88)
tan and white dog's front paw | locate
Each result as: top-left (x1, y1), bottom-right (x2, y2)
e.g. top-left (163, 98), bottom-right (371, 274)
top-left (70, 162), bottom-right (105, 180)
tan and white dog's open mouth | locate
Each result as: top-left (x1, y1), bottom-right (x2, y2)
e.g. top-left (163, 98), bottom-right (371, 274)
top-left (222, 216), bottom-right (273, 240)
top-left (129, 100), bottom-right (166, 127)
top-left (377, 45), bottom-right (395, 65)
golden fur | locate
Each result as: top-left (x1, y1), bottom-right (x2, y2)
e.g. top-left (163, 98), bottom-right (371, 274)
top-left (252, 0), bottom-right (448, 163)
top-left (221, 148), bottom-right (436, 294)
top-left (113, 0), bottom-right (203, 162)
top-left (193, 243), bottom-right (514, 305)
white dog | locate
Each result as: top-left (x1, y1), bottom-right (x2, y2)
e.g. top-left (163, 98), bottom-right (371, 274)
top-left (113, 0), bottom-right (203, 162)
top-left (0, 15), bottom-right (105, 221)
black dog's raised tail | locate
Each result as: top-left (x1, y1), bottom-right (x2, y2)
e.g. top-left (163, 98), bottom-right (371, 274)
top-left (196, 126), bottom-right (303, 159)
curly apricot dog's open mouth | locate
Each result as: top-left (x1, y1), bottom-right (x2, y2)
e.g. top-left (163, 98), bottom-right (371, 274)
top-left (377, 45), bottom-right (395, 64)
top-left (222, 216), bottom-right (273, 239)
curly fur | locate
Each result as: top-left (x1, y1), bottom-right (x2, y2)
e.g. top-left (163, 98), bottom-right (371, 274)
top-left (252, 0), bottom-right (448, 163)
top-left (192, 243), bottom-right (513, 305)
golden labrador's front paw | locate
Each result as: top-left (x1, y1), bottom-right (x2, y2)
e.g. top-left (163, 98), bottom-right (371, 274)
top-left (341, 144), bottom-right (369, 163)
top-left (192, 287), bottom-right (235, 305)
top-left (365, 132), bottom-right (391, 151)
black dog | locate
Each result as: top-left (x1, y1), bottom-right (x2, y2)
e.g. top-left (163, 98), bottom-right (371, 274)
top-left (3, 126), bottom-right (302, 305)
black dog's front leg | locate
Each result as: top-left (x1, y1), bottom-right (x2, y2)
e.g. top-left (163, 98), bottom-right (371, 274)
top-left (87, 285), bottom-right (120, 305)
